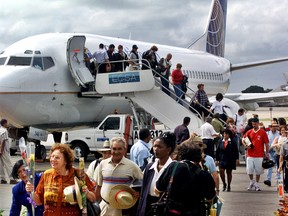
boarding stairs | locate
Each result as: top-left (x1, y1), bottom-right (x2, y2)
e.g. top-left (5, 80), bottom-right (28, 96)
top-left (92, 61), bottom-right (204, 132)
top-left (66, 35), bottom-right (206, 131)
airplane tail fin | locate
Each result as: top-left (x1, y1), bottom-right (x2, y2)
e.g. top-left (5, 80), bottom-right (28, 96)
top-left (188, 0), bottom-right (227, 57)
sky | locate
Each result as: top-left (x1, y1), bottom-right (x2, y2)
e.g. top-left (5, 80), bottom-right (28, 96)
top-left (0, 0), bottom-right (287, 93)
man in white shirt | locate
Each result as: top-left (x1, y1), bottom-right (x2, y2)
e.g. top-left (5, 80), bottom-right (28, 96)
top-left (92, 43), bottom-right (109, 73)
top-left (233, 108), bottom-right (247, 152)
top-left (200, 117), bottom-right (220, 158)
top-left (0, 119), bottom-right (17, 184)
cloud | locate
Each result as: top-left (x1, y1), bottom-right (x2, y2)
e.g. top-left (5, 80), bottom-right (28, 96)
top-left (0, 0), bottom-right (287, 92)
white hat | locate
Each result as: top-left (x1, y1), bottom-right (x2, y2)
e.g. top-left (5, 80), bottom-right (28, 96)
top-left (109, 185), bottom-right (138, 209)
top-left (96, 140), bottom-right (111, 152)
top-left (63, 177), bottom-right (83, 209)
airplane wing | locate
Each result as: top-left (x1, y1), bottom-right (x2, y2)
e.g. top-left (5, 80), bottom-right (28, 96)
top-left (225, 91), bottom-right (288, 110)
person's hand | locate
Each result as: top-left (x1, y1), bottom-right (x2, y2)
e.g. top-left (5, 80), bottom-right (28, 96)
top-left (215, 161), bottom-right (219, 166)
top-left (132, 190), bottom-right (140, 199)
top-left (236, 159), bottom-right (240, 165)
top-left (82, 185), bottom-right (89, 195)
top-left (25, 181), bottom-right (34, 193)
top-left (278, 166), bottom-right (283, 173)
top-left (265, 152), bottom-right (270, 159)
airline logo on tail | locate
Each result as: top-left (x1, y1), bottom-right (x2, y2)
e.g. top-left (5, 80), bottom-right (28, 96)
top-left (206, 0), bottom-right (227, 57)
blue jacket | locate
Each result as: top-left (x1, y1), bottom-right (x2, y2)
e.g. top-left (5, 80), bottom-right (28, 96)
top-left (9, 173), bottom-right (44, 216)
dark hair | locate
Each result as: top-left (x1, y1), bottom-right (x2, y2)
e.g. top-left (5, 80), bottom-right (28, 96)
top-left (238, 108), bottom-right (245, 113)
top-left (12, 160), bottom-right (24, 179)
top-left (223, 129), bottom-right (233, 138)
top-left (213, 113), bottom-right (220, 119)
top-left (216, 93), bottom-right (223, 101)
top-left (278, 117), bottom-right (287, 126)
top-left (183, 117), bottom-right (191, 125)
top-left (49, 143), bottom-right (74, 169)
top-left (156, 132), bottom-right (176, 155)
top-left (139, 128), bottom-right (151, 140)
top-left (109, 44), bottom-right (115, 49)
top-left (99, 43), bottom-right (104, 49)
top-left (177, 142), bottom-right (202, 163)
top-left (0, 119), bottom-right (7, 126)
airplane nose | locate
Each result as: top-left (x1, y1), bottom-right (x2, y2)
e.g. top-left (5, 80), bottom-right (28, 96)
top-left (0, 67), bottom-right (21, 90)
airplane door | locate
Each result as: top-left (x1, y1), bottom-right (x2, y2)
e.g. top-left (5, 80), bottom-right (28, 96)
top-left (66, 36), bottom-right (94, 88)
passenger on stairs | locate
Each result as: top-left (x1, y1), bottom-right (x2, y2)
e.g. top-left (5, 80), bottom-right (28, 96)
top-left (158, 53), bottom-right (172, 96)
top-left (92, 43), bottom-right (109, 73)
top-left (114, 45), bottom-right (129, 71)
top-left (106, 44), bottom-right (115, 72)
top-left (141, 45), bottom-right (158, 71)
top-left (129, 44), bottom-right (140, 70)
top-left (189, 84), bottom-right (210, 118)
top-left (171, 63), bottom-right (184, 105)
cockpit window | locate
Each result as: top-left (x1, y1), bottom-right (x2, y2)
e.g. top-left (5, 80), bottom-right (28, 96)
top-left (33, 57), bottom-right (43, 70)
top-left (0, 57), bottom-right (7, 65)
top-left (43, 57), bottom-right (54, 70)
top-left (7, 57), bottom-right (32, 66)
top-left (32, 57), bottom-right (55, 70)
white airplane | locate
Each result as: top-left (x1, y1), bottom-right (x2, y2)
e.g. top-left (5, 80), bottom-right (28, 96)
top-left (0, 0), bottom-right (288, 139)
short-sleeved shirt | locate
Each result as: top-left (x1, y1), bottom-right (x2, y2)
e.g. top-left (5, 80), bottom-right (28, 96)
top-left (130, 140), bottom-right (151, 168)
top-left (244, 128), bottom-right (269, 157)
top-left (279, 141), bottom-right (288, 157)
top-left (95, 156), bottom-right (143, 203)
top-left (201, 122), bottom-right (217, 139)
top-left (156, 161), bottom-right (215, 214)
top-left (204, 155), bottom-right (217, 174)
top-left (92, 49), bottom-right (108, 63)
top-left (35, 168), bottom-right (95, 216)
top-left (210, 100), bottom-right (224, 114)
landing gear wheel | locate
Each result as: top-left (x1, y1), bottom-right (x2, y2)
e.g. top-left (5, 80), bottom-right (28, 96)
top-left (36, 145), bottom-right (46, 162)
top-left (72, 142), bottom-right (88, 161)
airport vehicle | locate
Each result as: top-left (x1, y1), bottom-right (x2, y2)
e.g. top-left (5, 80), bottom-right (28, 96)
top-left (65, 114), bottom-right (164, 160)
top-left (0, 0), bottom-right (288, 142)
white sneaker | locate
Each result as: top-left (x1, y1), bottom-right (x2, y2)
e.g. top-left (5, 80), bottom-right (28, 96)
top-left (255, 185), bottom-right (261, 191)
top-left (247, 181), bottom-right (255, 191)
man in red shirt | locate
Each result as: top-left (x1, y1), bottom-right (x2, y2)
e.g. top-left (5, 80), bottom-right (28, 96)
top-left (242, 117), bottom-right (269, 191)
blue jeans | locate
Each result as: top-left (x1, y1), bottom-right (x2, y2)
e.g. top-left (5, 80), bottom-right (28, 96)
top-left (266, 151), bottom-right (280, 181)
top-left (173, 84), bottom-right (183, 105)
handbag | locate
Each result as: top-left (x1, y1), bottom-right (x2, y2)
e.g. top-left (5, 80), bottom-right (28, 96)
top-left (149, 162), bottom-right (180, 216)
top-left (86, 200), bottom-right (101, 216)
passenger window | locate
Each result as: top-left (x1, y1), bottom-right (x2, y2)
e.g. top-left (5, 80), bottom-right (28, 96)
top-left (99, 117), bottom-right (120, 130)
top-left (33, 57), bottom-right (43, 70)
top-left (0, 57), bottom-right (7, 65)
top-left (43, 57), bottom-right (55, 70)
top-left (7, 56), bottom-right (31, 66)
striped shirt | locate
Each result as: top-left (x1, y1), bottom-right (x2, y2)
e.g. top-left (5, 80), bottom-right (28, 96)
top-left (96, 157), bottom-right (143, 202)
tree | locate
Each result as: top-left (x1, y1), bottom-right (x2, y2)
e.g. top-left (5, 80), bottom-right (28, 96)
top-left (241, 85), bottom-right (272, 93)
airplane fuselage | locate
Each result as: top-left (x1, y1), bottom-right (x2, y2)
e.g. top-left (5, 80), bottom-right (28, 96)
top-left (0, 33), bottom-right (231, 129)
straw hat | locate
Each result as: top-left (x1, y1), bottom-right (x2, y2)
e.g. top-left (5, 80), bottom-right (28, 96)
top-left (188, 136), bottom-right (207, 149)
top-left (63, 177), bottom-right (83, 209)
top-left (96, 140), bottom-right (111, 152)
top-left (109, 185), bottom-right (138, 209)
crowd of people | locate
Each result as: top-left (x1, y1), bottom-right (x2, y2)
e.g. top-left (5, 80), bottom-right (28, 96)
top-left (2, 111), bottom-right (288, 215)
top-left (84, 43), bottom-right (190, 104)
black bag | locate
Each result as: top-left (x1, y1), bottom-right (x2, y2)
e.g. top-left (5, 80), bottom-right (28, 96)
top-left (87, 200), bottom-right (101, 216)
top-left (149, 162), bottom-right (180, 216)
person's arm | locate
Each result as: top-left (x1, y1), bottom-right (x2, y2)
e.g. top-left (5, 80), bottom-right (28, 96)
top-left (271, 137), bottom-right (279, 148)
top-left (95, 185), bottom-right (102, 202)
top-left (212, 172), bottom-right (220, 195)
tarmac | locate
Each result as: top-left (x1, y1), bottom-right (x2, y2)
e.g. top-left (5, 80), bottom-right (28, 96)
top-left (0, 155), bottom-right (281, 216)
top-left (1, 106), bottom-right (287, 216)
